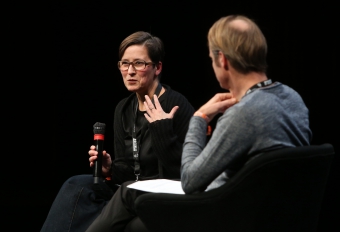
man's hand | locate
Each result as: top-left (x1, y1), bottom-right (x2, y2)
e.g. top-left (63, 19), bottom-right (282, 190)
top-left (195, 93), bottom-right (237, 123)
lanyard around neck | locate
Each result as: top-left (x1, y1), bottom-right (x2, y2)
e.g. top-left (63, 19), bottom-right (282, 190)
top-left (132, 83), bottom-right (162, 181)
top-left (245, 79), bottom-right (272, 95)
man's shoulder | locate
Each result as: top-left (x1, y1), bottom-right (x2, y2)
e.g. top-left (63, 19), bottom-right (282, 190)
top-left (232, 82), bottom-right (307, 117)
top-left (243, 82), bottom-right (300, 102)
top-left (224, 83), bottom-right (283, 115)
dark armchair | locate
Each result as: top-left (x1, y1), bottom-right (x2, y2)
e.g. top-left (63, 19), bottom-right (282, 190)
top-left (126, 144), bottom-right (334, 232)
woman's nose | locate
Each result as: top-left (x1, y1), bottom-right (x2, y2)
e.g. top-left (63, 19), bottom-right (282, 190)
top-left (127, 64), bottom-right (136, 74)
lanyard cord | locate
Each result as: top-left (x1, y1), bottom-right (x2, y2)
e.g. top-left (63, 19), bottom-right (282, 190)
top-left (132, 83), bottom-right (162, 181)
top-left (245, 79), bottom-right (272, 95)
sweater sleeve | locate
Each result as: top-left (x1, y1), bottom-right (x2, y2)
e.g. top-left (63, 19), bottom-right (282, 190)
top-left (181, 106), bottom-right (255, 194)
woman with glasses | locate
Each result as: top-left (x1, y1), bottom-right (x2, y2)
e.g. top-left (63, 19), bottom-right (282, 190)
top-left (41, 31), bottom-right (194, 232)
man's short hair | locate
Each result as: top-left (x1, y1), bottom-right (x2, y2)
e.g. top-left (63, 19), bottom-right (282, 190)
top-left (208, 15), bottom-right (267, 74)
top-left (119, 31), bottom-right (165, 64)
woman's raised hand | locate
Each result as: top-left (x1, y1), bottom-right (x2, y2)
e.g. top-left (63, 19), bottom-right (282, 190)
top-left (143, 95), bottom-right (179, 123)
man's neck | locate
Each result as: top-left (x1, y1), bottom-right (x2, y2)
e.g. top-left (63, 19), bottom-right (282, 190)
top-left (229, 72), bottom-right (268, 101)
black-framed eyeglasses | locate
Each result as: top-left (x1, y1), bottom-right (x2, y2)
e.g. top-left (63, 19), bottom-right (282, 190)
top-left (117, 60), bottom-right (155, 71)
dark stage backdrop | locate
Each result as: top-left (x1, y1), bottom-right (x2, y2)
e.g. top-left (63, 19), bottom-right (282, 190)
top-left (9, 1), bottom-right (338, 231)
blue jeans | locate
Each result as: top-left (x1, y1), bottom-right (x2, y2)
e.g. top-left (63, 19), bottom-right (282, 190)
top-left (41, 174), bottom-right (116, 232)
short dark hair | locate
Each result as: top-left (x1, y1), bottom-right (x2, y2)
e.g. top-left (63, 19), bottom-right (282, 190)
top-left (119, 31), bottom-right (165, 64)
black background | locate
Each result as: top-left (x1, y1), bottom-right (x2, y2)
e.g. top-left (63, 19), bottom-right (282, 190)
top-left (5, 1), bottom-right (338, 231)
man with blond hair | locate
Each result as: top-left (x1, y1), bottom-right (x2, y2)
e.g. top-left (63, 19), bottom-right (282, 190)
top-left (181, 15), bottom-right (312, 194)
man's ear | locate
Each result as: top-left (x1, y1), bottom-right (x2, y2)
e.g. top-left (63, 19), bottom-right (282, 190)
top-left (155, 62), bottom-right (162, 76)
top-left (219, 51), bottom-right (229, 71)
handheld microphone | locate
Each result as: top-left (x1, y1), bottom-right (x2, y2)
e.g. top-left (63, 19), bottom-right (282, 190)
top-left (93, 122), bottom-right (106, 184)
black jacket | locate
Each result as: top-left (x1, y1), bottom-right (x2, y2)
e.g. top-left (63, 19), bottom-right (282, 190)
top-left (110, 84), bottom-right (194, 184)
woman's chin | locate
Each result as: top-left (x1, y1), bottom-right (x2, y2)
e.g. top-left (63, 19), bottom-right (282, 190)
top-left (125, 84), bottom-right (139, 92)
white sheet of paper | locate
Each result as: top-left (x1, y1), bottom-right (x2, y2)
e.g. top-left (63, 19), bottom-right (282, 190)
top-left (127, 179), bottom-right (185, 194)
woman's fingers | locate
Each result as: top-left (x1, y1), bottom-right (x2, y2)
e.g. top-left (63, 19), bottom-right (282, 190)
top-left (143, 94), bottom-right (179, 122)
top-left (89, 145), bottom-right (97, 155)
top-left (153, 95), bottom-right (162, 110)
top-left (144, 95), bottom-right (156, 110)
top-left (89, 150), bottom-right (110, 168)
top-left (144, 112), bottom-right (152, 123)
top-left (168, 106), bottom-right (179, 118)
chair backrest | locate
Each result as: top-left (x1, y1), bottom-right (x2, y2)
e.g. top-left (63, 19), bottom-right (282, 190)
top-left (134, 144), bottom-right (334, 232)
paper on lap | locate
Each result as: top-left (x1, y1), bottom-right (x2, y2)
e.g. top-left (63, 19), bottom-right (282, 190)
top-left (127, 179), bottom-right (185, 194)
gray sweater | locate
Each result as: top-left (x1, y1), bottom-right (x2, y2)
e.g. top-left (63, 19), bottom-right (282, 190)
top-left (181, 82), bottom-right (312, 194)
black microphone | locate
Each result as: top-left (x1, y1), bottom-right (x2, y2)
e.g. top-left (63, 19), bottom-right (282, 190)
top-left (93, 122), bottom-right (106, 184)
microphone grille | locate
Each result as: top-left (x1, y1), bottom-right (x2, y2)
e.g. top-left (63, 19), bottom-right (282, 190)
top-left (93, 122), bottom-right (106, 134)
